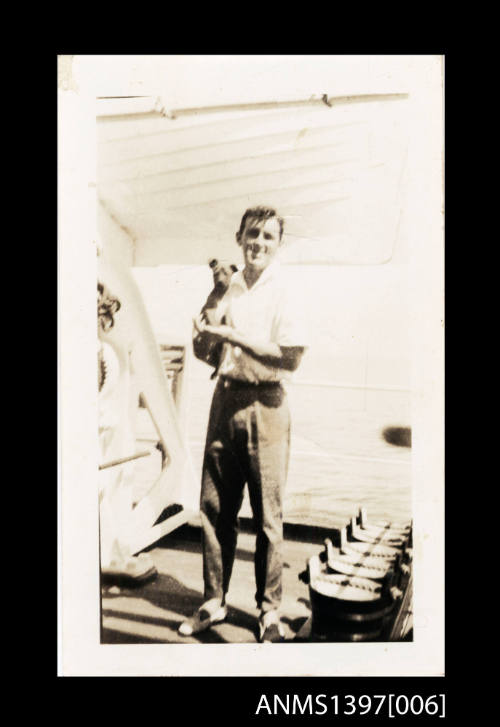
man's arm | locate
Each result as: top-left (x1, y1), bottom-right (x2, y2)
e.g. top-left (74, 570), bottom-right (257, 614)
top-left (193, 317), bottom-right (305, 372)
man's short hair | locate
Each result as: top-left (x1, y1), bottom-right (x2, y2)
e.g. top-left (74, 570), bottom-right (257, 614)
top-left (236, 206), bottom-right (285, 242)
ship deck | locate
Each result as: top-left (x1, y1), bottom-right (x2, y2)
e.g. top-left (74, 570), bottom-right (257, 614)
top-left (101, 520), bottom-right (322, 644)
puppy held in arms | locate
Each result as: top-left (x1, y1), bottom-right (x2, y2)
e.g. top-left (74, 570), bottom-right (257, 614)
top-left (193, 259), bottom-right (237, 376)
top-left (194, 259), bottom-right (277, 383)
top-left (201, 258), bottom-right (237, 325)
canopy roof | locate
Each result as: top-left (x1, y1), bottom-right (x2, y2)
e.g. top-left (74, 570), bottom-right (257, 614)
top-left (92, 56), bottom-right (413, 266)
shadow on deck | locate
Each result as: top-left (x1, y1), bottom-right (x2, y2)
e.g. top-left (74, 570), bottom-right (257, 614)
top-left (101, 521), bottom-right (315, 644)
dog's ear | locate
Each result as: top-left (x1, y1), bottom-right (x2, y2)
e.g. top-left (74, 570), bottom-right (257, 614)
top-left (208, 259), bottom-right (218, 268)
top-left (230, 264), bottom-right (238, 273)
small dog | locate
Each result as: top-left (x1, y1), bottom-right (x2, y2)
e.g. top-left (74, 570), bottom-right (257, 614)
top-left (194, 259), bottom-right (237, 378)
top-left (201, 259), bottom-right (238, 325)
top-left (194, 259), bottom-right (273, 383)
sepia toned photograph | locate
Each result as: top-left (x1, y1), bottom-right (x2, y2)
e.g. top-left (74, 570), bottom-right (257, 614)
top-left (58, 55), bottom-right (444, 676)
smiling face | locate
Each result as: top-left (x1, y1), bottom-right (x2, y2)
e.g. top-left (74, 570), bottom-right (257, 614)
top-left (238, 216), bottom-right (282, 274)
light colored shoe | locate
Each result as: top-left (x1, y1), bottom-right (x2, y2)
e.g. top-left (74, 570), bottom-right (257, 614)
top-left (178, 599), bottom-right (228, 636)
top-left (259, 610), bottom-right (285, 643)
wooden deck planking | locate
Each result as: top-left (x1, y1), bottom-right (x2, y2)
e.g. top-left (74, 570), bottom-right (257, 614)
top-left (102, 528), bottom-right (314, 644)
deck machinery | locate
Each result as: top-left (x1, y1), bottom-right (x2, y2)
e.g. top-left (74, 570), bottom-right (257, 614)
top-left (298, 507), bottom-right (412, 642)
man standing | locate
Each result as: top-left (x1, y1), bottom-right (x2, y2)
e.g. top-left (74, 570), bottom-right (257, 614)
top-left (179, 206), bottom-right (307, 642)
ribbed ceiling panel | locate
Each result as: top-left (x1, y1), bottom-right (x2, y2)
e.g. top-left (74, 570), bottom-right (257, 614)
top-left (97, 97), bottom-right (409, 265)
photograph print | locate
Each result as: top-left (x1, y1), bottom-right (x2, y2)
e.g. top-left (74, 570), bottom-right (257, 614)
top-left (59, 54), bottom-right (444, 676)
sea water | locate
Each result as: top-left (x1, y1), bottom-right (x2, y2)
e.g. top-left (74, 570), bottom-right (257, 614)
top-left (187, 377), bottom-right (412, 528)
top-left (134, 374), bottom-right (412, 530)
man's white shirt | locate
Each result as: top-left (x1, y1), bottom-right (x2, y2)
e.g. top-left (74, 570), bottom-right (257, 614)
top-left (217, 261), bottom-right (309, 383)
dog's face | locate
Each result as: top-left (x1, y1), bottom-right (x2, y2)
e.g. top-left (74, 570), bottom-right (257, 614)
top-left (209, 259), bottom-right (238, 291)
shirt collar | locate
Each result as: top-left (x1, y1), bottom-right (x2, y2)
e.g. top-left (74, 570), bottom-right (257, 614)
top-left (231, 260), bottom-right (281, 292)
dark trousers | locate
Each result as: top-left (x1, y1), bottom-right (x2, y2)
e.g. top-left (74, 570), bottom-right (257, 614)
top-left (200, 379), bottom-right (291, 612)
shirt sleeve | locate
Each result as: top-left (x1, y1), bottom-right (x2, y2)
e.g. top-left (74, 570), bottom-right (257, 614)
top-left (274, 284), bottom-right (310, 348)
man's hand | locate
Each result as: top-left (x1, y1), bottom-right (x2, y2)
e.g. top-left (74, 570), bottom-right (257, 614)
top-left (203, 324), bottom-right (236, 343)
top-left (193, 315), bottom-right (235, 342)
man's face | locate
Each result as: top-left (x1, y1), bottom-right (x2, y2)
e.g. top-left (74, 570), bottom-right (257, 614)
top-left (239, 216), bottom-right (282, 272)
